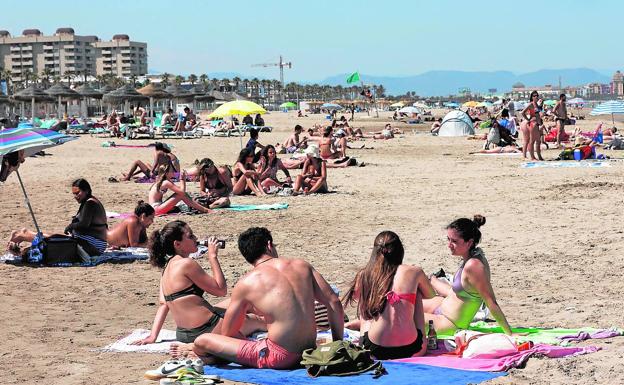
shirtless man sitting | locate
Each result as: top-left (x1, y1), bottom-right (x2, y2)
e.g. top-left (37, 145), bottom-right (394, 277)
top-left (277, 124), bottom-right (308, 154)
top-left (192, 227), bottom-right (344, 369)
top-left (106, 201), bottom-right (155, 248)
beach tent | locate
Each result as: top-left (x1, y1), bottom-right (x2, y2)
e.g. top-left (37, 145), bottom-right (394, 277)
top-left (438, 110), bottom-right (474, 137)
top-left (390, 101), bottom-right (405, 108)
top-left (398, 106), bottom-right (422, 115)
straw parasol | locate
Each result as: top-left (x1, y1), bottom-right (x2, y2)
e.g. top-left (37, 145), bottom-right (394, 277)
top-left (13, 86), bottom-right (55, 123)
top-left (75, 83), bottom-right (104, 118)
top-left (138, 83), bottom-right (172, 126)
top-left (45, 83), bottom-right (80, 118)
top-left (186, 85), bottom-right (205, 97)
top-left (103, 84), bottom-right (148, 114)
top-left (98, 84), bottom-right (115, 94)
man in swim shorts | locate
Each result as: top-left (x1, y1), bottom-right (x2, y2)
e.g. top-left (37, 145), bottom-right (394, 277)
top-left (193, 227), bottom-right (344, 369)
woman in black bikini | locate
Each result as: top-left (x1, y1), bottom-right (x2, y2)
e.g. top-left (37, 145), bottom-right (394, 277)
top-left (134, 221), bottom-right (227, 346)
top-left (344, 231), bottom-right (431, 359)
top-left (122, 142), bottom-right (179, 181)
top-left (231, 148), bottom-right (264, 196)
top-left (257, 145), bottom-right (292, 193)
top-left (196, 158), bottom-right (232, 208)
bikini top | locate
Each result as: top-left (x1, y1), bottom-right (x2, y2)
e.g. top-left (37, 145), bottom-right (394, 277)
top-left (204, 173), bottom-right (226, 190)
top-left (451, 248), bottom-right (485, 302)
top-left (386, 291), bottom-right (416, 305)
top-left (162, 258), bottom-right (204, 302)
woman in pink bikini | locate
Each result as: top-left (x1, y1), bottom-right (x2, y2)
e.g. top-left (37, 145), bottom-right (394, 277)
top-left (520, 91), bottom-right (544, 160)
top-left (423, 215), bottom-right (513, 335)
top-left (344, 231), bottom-right (434, 359)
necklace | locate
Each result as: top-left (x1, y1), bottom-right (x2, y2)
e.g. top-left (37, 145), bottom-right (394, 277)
top-left (254, 257), bottom-right (274, 268)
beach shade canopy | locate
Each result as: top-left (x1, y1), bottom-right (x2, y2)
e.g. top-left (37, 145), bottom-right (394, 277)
top-left (75, 83), bottom-right (104, 99)
top-left (567, 97), bottom-right (585, 106)
top-left (543, 99), bottom-right (557, 107)
top-left (208, 100), bottom-right (266, 118)
top-left (390, 101), bottom-right (405, 108)
top-left (590, 100), bottom-right (624, 125)
top-left (137, 83), bottom-right (172, 99)
top-left (103, 84), bottom-right (149, 102)
top-left (444, 102), bottom-right (460, 108)
top-left (45, 83), bottom-right (79, 98)
top-left (321, 103), bottom-right (343, 110)
top-left (0, 126), bottom-right (78, 233)
top-left (12, 85), bottom-right (55, 102)
top-left (438, 110), bottom-right (475, 137)
top-left (413, 102), bottom-right (428, 109)
top-left (279, 101), bottom-right (297, 109)
top-left (186, 85), bottom-right (205, 96)
top-left (398, 106), bottom-right (422, 115)
top-left (98, 84), bottom-right (115, 94)
top-left (462, 101), bottom-right (480, 108)
top-left (164, 84), bottom-right (192, 100)
top-left (196, 89), bottom-right (226, 102)
top-left (476, 101), bottom-right (493, 108)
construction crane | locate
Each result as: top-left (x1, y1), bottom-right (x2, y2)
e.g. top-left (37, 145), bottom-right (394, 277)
top-left (251, 55), bottom-right (292, 89)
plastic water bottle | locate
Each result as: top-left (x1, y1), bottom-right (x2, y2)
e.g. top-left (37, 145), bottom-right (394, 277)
top-left (427, 320), bottom-right (438, 350)
top-left (573, 149), bottom-right (582, 161)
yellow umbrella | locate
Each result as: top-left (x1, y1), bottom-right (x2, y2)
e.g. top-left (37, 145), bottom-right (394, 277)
top-left (462, 101), bottom-right (479, 108)
top-left (208, 100), bottom-right (266, 118)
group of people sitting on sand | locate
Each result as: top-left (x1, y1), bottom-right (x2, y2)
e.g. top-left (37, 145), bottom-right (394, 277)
top-left (135, 214), bottom-right (511, 374)
top-left (7, 178), bottom-right (157, 260)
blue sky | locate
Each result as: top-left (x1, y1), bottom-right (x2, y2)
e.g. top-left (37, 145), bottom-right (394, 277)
top-left (2, 0), bottom-right (621, 81)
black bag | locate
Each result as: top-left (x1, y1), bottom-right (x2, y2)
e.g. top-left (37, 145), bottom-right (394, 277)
top-left (43, 235), bottom-right (80, 265)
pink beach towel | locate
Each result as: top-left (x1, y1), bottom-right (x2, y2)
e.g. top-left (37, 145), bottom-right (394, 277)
top-left (393, 344), bottom-right (600, 372)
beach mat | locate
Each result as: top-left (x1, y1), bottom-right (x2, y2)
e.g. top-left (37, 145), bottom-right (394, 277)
top-left (521, 161), bottom-right (611, 168)
top-left (440, 321), bottom-right (623, 346)
top-left (203, 362), bottom-right (505, 385)
top-left (107, 203), bottom-right (288, 219)
top-left (1, 247), bottom-right (149, 267)
top-left (394, 343), bottom-right (600, 372)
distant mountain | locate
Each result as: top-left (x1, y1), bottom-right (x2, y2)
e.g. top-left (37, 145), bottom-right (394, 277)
top-left (319, 68), bottom-right (612, 96)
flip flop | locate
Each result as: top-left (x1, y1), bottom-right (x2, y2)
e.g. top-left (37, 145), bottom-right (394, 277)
top-left (108, 177), bottom-right (119, 183)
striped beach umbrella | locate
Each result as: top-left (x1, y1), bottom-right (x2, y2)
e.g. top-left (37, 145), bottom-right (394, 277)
top-left (590, 100), bottom-right (624, 125)
top-left (1, 127), bottom-right (77, 233)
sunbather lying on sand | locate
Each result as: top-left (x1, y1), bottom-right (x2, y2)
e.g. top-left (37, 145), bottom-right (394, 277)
top-left (343, 231), bottom-right (430, 359)
top-left (107, 201), bottom-right (155, 248)
top-left (422, 215), bottom-right (512, 335)
top-left (469, 146), bottom-right (522, 154)
top-left (366, 123), bottom-right (401, 139)
top-left (122, 142), bottom-right (179, 181)
top-left (148, 164), bottom-right (211, 216)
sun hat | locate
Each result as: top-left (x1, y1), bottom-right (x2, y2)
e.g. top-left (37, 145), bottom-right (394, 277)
top-left (305, 144), bottom-right (320, 158)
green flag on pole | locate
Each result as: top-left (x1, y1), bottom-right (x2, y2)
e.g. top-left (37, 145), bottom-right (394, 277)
top-left (346, 72), bottom-right (360, 84)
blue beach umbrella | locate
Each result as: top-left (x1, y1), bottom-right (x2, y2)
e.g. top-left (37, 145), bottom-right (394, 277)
top-left (590, 100), bottom-right (624, 125)
top-left (321, 103), bottom-right (343, 110)
top-left (1, 127), bottom-right (77, 233)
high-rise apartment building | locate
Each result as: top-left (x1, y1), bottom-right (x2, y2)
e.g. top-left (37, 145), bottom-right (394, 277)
top-left (0, 28), bottom-right (147, 82)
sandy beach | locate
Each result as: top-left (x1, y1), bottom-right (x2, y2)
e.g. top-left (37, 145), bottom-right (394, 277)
top-left (1, 110), bottom-right (623, 385)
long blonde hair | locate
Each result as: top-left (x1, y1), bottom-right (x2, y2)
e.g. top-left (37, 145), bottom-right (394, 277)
top-left (154, 163), bottom-right (173, 192)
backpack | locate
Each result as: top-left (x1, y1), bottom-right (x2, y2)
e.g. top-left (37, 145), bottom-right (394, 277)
top-left (300, 340), bottom-right (386, 378)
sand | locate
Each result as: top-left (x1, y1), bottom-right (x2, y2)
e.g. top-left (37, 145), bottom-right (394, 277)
top-left (1, 109), bottom-right (623, 385)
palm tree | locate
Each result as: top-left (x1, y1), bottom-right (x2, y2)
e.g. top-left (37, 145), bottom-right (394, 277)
top-left (188, 74), bottom-right (198, 85)
top-left (63, 70), bottom-right (73, 85)
top-left (251, 78), bottom-right (260, 98)
top-left (232, 76), bottom-right (241, 92)
top-left (174, 75), bottom-right (184, 85)
top-left (199, 73), bottom-right (208, 86)
top-left (41, 68), bottom-right (54, 87)
top-left (0, 68), bottom-right (13, 95)
top-left (129, 74), bottom-right (138, 87)
top-left (161, 73), bottom-right (171, 87)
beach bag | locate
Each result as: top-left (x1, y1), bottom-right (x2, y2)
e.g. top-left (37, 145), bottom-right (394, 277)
top-left (453, 331), bottom-right (518, 359)
top-left (42, 235), bottom-right (81, 265)
top-left (300, 340), bottom-right (385, 378)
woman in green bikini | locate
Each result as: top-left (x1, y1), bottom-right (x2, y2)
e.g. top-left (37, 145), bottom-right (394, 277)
top-left (423, 215), bottom-right (513, 335)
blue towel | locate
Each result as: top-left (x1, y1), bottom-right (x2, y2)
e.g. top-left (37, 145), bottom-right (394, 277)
top-left (204, 362), bottom-right (505, 385)
top-left (521, 161), bottom-right (611, 168)
top-left (217, 203), bottom-right (289, 212)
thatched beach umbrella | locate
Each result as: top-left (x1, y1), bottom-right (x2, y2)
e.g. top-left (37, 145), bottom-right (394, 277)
top-left (103, 84), bottom-right (148, 114)
top-left (45, 83), bottom-right (79, 118)
top-left (98, 84), bottom-right (115, 94)
top-left (164, 84), bottom-right (193, 110)
top-left (13, 86), bottom-right (55, 123)
top-left (75, 84), bottom-right (103, 118)
top-left (138, 83), bottom-right (172, 126)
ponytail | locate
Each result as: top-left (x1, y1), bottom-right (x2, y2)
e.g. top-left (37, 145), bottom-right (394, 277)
top-left (148, 220), bottom-right (187, 268)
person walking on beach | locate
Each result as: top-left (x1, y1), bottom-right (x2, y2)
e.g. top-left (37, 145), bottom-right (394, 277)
top-left (192, 227), bottom-right (344, 369)
top-left (553, 93), bottom-right (568, 148)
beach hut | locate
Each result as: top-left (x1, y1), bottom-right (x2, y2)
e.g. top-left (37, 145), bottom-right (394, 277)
top-left (438, 110), bottom-right (475, 137)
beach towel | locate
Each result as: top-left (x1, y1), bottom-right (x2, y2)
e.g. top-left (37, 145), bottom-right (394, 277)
top-left (107, 204), bottom-right (288, 219)
top-left (202, 362), bottom-right (504, 385)
top-left (521, 161), bottom-right (611, 169)
top-left (440, 321), bottom-right (623, 346)
top-left (1, 247), bottom-right (149, 267)
top-left (472, 152), bottom-right (521, 157)
top-left (394, 343), bottom-right (599, 372)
